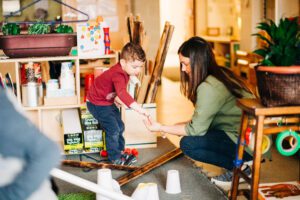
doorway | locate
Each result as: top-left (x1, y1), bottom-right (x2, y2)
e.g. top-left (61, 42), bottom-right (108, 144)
top-left (160, 0), bottom-right (195, 81)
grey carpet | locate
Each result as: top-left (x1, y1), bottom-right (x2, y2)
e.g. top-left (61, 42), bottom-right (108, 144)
top-left (54, 137), bottom-right (227, 200)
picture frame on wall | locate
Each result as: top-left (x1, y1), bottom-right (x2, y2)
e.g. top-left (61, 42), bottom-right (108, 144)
top-left (207, 27), bottom-right (220, 36)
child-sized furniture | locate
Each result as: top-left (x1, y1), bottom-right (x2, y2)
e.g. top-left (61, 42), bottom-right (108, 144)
top-left (230, 98), bottom-right (300, 200)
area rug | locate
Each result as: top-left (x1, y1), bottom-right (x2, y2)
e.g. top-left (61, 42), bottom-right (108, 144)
top-left (55, 137), bottom-right (227, 200)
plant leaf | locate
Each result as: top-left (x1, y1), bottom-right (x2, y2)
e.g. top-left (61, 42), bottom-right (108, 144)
top-left (252, 33), bottom-right (272, 46)
top-left (253, 49), bottom-right (268, 57)
top-left (261, 59), bottom-right (274, 66)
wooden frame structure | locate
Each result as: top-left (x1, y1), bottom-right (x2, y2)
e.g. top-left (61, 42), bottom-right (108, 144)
top-left (230, 99), bottom-right (300, 200)
top-left (62, 148), bottom-right (183, 186)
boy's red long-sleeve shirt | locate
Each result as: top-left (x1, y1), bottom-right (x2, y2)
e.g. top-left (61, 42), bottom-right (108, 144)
top-left (87, 63), bottom-right (135, 107)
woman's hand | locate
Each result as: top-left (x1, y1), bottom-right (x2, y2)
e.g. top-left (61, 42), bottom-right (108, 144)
top-left (143, 116), bottom-right (162, 132)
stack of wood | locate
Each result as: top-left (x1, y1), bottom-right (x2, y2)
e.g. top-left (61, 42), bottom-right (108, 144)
top-left (127, 14), bottom-right (146, 48)
top-left (127, 20), bottom-right (174, 104)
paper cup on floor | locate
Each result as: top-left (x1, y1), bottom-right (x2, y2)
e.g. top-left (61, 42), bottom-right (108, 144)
top-left (112, 179), bottom-right (122, 194)
top-left (166, 170), bottom-right (181, 194)
top-left (147, 183), bottom-right (159, 200)
top-left (132, 183), bottom-right (148, 200)
top-left (97, 169), bottom-right (113, 200)
top-left (132, 183), bottom-right (159, 200)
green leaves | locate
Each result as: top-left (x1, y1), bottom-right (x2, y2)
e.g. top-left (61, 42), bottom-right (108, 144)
top-left (28, 23), bottom-right (50, 34)
top-left (1, 23), bottom-right (21, 35)
top-left (253, 17), bottom-right (299, 66)
top-left (55, 25), bottom-right (73, 33)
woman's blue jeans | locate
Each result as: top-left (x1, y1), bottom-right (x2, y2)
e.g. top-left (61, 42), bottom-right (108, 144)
top-left (87, 102), bottom-right (125, 161)
top-left (180, 130), bottom-right (252, 170)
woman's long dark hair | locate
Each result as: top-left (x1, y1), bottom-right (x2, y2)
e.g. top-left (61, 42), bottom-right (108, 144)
top-left (178, 36), bottom-right (252, 105)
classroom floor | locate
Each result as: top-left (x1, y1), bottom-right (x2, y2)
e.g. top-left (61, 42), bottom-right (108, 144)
top-left (156, 77), bottom-right (300, 196)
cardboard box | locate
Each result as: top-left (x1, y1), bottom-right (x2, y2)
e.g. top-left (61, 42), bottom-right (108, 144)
top-left (121, 103), bottom-right (157, 148)
top-left (62, 109), bottom-right (83, 154)
top-left (80, 106), bottom-right (105, 152)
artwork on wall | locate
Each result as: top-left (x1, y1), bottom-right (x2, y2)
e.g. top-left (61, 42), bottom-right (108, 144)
top-left (2, 0), bottom-right (21, 16)
top-left (77, 0), bottom-right (119, 32)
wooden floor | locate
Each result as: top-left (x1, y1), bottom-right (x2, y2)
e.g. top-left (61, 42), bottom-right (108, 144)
top-left (156, 78), bottom-right (299, 183)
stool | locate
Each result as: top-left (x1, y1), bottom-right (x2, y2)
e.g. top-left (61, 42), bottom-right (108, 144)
top-left (230, 98), bottom-right (300, 200)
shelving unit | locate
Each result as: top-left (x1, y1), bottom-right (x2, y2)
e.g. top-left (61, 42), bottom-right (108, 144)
top-left (201, 35), bottom-right (240, 73)
top-left (0, 53), bottom-right (118, 147)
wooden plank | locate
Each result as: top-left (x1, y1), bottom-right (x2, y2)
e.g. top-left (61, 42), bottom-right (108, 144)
top-left (149, 25), bottom-right (175, 103)
top-left (136, 75), bottom-right (151, 104)
top-left (150, 22), bottom-right (170, 82)
top-left (263, 125), bottom-right (300, 134)
top-left (145, 22), bottom-right (171, 103)
top-left (117, 148), bottom-right (183, 186)
top-left (128, 14), bottom-right (134, 42)
top-left (127, 16), bottom-right (133, 42)
top-left (155, 25), bottom-right (175, 82)
top-left (248, 117), bottom-right (300, 126)
top-left (133, 21), bottom-right (142, 45)
top-left (62, 160), bottom-right (138, 171)
top-left (236, 99), bottom-right (300, 116)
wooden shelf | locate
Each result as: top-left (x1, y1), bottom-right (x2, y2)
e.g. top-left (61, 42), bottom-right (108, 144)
top-left (78, 52), bottom-right (118, 60)
top-left (0, 53), bottom-right (118, 145)
top-left (201, 35), bottom-right (238, 43)
top-left (201, 35), bottom-right (240, 69)
top-left (0, 52), bottom-right (118, 63)
top-left (23, 104), bottom-right (81, 111)
top-left (0, 55), bottom-right (78, 63)
top-left (80, 64), bottom-right (110, 70)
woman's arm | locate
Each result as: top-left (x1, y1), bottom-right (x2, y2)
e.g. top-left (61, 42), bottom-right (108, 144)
top-left (144, 117), bottom-right (188, 136)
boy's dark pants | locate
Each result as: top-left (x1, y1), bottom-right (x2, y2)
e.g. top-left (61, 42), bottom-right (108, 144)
top-left (87, 102), bottom-right (125, 161)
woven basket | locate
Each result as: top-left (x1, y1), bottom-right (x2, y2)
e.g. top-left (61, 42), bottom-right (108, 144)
top-left (256, 66), bottom-right (300, 107)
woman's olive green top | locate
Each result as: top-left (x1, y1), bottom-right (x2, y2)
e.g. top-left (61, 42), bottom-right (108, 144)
top-left (185, 75), bottom-right (253, 143)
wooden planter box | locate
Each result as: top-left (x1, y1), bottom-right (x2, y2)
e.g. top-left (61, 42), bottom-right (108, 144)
top-left (0, 34), bottom-right (77, 58)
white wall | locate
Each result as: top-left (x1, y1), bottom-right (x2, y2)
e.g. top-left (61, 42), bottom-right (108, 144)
top-left (160, 0), bottom-right (194, 66)
top-left (240, 0), bottom-right (299, 52)
top-left (275, 0), bottom-right (299, 23)
top-left (195, 0), bottom-right (207, 36)
top-left (240, 0), bottom-right (262, 52)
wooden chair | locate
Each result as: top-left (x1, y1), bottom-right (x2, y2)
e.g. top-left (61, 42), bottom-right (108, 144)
top-left (230, 99), bottom-right (300, 200)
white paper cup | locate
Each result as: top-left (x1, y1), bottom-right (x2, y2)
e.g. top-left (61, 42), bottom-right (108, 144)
top-left (147, 183), bottom-right (159, 200)
top-left (132, 183), bottom-right (148, 200)
top-left (132, 183), bottom-right (159, 200)
top-left (97, 169), bottom-right (113, 200)
top-left (165, 170), bottom-right (181, 194)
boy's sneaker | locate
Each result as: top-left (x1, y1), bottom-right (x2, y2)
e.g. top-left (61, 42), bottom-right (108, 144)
top-left (124, 155), bottom-right (137, 166)
top-left (112, 158), bottom-right (125, 165)
top-left (211, 165), bottom-right (252, 191)
top-left (112, 154), bottom-right (137, 166)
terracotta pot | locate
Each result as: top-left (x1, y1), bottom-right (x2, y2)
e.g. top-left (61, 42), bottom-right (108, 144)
top-left (256, 66), bottom-right (300, 107)
top-left (0, 34), bottom-right (77, 58)
top-left (257, 66), bottom-right (300, 74)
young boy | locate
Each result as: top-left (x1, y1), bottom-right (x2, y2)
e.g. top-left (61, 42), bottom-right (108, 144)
top-left (87, 42), bottom-right (149, 165)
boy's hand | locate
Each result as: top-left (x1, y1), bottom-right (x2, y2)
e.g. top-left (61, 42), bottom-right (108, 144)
top-left (137, 107), bottom-right (150, 117)
top-left (114, 96), bottom-right (124, 107)
top-left (129, 102), bottom-right (150, 117)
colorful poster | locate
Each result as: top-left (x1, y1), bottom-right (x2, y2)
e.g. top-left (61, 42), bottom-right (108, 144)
top-left (77, 22), bottom-right (105, 58)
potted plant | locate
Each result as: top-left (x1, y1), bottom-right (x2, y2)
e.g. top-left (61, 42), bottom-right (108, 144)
top-left (253, 17), bottom-right (300, 107)
top-left (0, 22), bottom-right (77, 58)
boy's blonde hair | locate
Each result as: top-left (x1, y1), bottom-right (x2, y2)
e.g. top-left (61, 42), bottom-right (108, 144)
top-left (120, 42), bottom-right (146, 62)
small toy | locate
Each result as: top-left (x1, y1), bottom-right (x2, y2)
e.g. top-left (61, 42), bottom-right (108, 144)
top-left (100, 150), bottom-right (108, 157)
